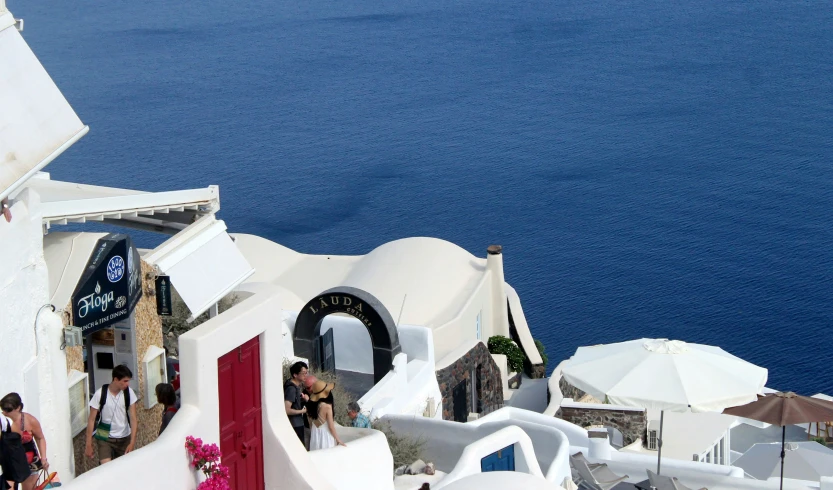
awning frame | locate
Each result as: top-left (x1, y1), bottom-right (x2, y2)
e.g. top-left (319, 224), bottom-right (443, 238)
top-left (144, 215), bottom-right (254, 321)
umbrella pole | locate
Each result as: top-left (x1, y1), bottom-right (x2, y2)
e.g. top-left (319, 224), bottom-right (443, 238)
top-left (657, 410), bottom-right (664, 475)
top-left (779, 425), bottom-right (785, 490)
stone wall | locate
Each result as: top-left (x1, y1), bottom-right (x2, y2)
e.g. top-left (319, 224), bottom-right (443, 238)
top-left (557, 405), bottom-right (647, 447)
top-left (559, 376), bottom-right (588, 401)
top-left (69, 261), bottom-right (164, 476)
top-left (436, 342), bottom-right (503, 421)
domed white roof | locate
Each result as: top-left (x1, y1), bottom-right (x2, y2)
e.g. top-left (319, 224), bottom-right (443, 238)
top-left (233, 234), bottom-right (489, 329)
top-left (341, 237), bottom-right (486, 327)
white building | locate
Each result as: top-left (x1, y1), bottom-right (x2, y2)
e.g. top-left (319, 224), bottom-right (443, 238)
top-left (234, 234), bottom-right (545, 421)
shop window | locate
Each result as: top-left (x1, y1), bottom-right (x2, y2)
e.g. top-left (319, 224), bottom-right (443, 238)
top-left (142, 346), bottom-right (167, 409)
top-left (68, 370), bottom-right (89, 437)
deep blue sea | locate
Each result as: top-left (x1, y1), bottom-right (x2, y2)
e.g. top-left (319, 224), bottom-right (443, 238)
top-left (16, 0), bottom-right (833, 395)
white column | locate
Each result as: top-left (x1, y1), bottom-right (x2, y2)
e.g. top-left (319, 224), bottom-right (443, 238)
top-left (485, 245), bottom-right (510, 338)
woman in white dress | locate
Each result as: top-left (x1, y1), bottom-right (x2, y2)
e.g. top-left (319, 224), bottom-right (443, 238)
top-left (307, 380), bottom-right (346, 450)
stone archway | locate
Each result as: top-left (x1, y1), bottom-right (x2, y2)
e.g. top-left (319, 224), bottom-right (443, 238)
top-left (293, 287), bottom-right (401, 384)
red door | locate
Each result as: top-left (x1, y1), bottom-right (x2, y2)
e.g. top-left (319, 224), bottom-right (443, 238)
top-left (219, 336), bottom-right (264, 490)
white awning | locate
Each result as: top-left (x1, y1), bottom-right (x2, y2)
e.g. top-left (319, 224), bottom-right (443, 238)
top-left (0, 17), bottom-right (88, 201)
top-left (144, 215), bottom-right (254, 321)
top-left (23, 177), bottom-right (220, 233)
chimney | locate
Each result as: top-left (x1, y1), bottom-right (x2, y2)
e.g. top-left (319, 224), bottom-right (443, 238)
top-left (486, 245), bottom-right (510, 338)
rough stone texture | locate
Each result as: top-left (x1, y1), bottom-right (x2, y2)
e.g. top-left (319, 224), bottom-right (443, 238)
top-left (528, 363), bottom-right (546, 379)
top-left (508, 372), bottom-right (522, 389)
top-left (70, 261), bottom-right (164, 476)
top-left (436, 342), bottom-right (503, 421)
top-left (62, 302), bottom-right (84, 373)
top-left (557, 405), bottom-right (647, 447)
top-left (559, 376), bottom-right (587, 401)
top-left (133, 261), bottom-right (165, 448)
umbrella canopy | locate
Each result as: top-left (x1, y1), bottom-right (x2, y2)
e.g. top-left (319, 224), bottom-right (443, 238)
top-left (734, 442), bottom-right (833, 482)
top-left (723, 392), bottom-right (833, 426)
top-left (562, 338), bottom-right (768, 413)
top-left (722, 392), bottom-right (833, 490)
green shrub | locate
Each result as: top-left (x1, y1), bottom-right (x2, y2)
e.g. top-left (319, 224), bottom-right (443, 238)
top-left (487, 335), bottom-right (525, 373)
top-left (812, 436), bottom-right (828, 447)
top-left (534, 338), bottom-right (548, 368)
top-left (372, 420), bottom-right (426, 469)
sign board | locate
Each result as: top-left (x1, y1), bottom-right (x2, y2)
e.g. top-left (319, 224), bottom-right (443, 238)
top-left (155, 275), bottom-right (173, 316)
top-left (71, 234), bottom-right (142, 336)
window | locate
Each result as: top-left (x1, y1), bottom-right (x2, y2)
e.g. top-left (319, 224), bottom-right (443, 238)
top-left (647, 430), bottom-right (658, 450)
top-left (142, 346), bottom-right (167, 409)
top-left (67, 370), bottom-right (89, 437)
top-left (476, 311), bottom-right (482, 340)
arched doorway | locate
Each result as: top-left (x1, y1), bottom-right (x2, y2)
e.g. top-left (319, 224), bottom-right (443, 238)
top-left (293, 287), bottom-right (401, 384)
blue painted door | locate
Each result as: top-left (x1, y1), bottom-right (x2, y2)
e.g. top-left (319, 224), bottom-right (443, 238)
top-left (481, 444), bottom-right (516, 472)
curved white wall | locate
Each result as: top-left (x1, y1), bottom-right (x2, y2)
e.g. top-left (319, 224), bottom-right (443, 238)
top-left (383, 408), bottom-right (573, 486)
top-left (308, 427), bottom-right (393, 490)
top-left (434, 426), bottom-right (543, 490)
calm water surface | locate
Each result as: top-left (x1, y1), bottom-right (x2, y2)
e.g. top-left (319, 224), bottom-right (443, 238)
top-left (17, 0), bottom-right (833, 394)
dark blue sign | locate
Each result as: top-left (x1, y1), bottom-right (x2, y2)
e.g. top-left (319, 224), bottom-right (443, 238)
top-left (72, 234), bottom-right (142, 335)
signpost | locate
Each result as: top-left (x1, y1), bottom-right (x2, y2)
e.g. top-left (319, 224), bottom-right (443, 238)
top-left (155, 275), bottom-right (173, 316)
top-left (71, 234), bottom-right (143, 336)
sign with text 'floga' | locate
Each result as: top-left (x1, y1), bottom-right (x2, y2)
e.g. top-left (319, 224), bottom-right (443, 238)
top-left (71, 234), bottom-right (142, 336)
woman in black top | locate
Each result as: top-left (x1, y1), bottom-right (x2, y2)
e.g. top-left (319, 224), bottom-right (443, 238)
top-left (155, 383), bottom-right (177, 435)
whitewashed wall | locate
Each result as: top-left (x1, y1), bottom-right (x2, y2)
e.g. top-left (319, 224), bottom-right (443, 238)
top-left (432, 273), bottom-right (493, 366)
top-left (383, 409), bottom-right (571, 486)
top-left (308, 428), bottom-right (393, 490)
top-left (357, 326), bottom-right (442, 419)
top-left (0, 189), bottom-right (73, 483)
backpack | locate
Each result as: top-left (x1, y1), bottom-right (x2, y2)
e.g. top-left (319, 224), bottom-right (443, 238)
top-left (96, 384), bottom-right (131, 427)
top-left (0, 417), bottom-right (30, 486)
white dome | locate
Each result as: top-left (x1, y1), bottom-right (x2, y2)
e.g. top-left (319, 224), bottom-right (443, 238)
top-left (341, 237), bottom-right (486, 327)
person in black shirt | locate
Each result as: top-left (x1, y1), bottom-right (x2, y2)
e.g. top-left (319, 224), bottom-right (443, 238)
top-left (155, 383), bottom-right (177, 435)
top-left (283, 361), bottom-right (309, 447)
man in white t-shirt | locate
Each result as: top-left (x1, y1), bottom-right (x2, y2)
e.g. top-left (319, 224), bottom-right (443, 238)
top-left (84, 365), bottom-right (138, 464)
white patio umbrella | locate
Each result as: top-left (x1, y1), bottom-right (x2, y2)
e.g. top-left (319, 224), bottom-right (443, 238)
top-left (562, 338), bottom-right (767, 474)
top-left (734, 442), bottom-right (833, 482)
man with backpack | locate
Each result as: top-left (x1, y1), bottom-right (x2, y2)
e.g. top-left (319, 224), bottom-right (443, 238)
top-left (84, 365), bottom-right (138, 464)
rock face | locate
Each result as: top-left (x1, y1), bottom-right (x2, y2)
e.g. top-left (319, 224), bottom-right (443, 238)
top-left (436, 342), bottom-right (504, 421)
top-left (528, 363), bottom-right (546, 379)
top-left (557, 378), bottom-right (647, 446)
top-left (557, 404), bottom-right (647, 447)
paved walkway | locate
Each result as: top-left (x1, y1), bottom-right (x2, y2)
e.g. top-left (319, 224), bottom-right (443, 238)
top-left (505, 375), bottom-right (549, 413)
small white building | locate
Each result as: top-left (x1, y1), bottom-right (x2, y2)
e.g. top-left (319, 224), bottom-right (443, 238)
top-left (234, 234), bottom-right (545, 421)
